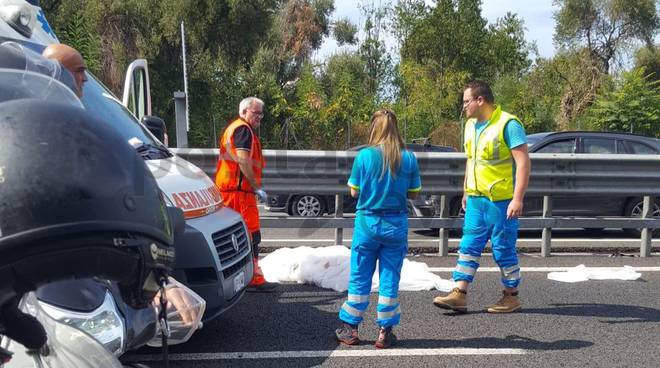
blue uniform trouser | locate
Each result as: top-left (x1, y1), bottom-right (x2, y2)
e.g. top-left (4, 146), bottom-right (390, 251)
top-left (454, 196), bottom-right (521, 288)
top-left (339, 212), bottom-right (408, 328)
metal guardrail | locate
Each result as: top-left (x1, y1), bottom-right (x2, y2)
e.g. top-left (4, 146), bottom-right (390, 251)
top-left (172, 148), bottom-right (660, 257)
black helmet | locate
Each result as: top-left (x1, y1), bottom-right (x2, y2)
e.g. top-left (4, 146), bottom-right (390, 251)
top-left (0, 99), bottom-right (178, 310)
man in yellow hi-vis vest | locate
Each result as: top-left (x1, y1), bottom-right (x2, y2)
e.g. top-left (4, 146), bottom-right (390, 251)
top-left (433, 80), bottom-right (530, 313)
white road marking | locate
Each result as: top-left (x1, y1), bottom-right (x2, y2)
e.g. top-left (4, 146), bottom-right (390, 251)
top-left (428, 266), bottom-right (660, 272)
top-left (127, 348), bottom-right (528, 362)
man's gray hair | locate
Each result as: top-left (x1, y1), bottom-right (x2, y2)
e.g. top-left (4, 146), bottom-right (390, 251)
top-left (239, 97), bottom-right (264, 118)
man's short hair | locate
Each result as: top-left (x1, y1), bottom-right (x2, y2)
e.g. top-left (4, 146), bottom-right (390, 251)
top-left (464, 80), bottom-right (494, 104)
top-left (239, 97), bottom-right (264, 117)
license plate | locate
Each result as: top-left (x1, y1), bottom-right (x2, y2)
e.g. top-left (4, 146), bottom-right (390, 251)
top-left (233, 271), bottom-right (245, 293)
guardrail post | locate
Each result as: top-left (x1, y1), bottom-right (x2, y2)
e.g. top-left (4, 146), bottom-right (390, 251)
top-left (438, 195), bottom-right (449, 256)
top-left (541, 196), bottom-right (553, 257)
top-left (640, 195), bottom-right (652, 257)
top-left (335, 194), bottom-right (344, 246)
top-left (174, 91), bottom-right (188, 148)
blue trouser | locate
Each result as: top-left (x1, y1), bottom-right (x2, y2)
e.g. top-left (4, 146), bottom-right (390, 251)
top-left (454, 196), bottom-right (521, 288)
top-left (339, 212), bottom-right (408, 328)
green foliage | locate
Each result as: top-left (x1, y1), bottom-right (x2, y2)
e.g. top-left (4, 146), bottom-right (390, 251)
top-left (40, 0), bottom-right (657, 150)
top-left (392, 0), bottom-right (533, 147)
top-left (359, 1), bottom-right (392, 98)
top-left (586, 68), bottom-right (660, 137)
top-left (634, 45), bottom-right (660, 82)
top-left (55, 12), bottom-right (101, 74)
top-left (333, 18), bottom-right (358, 46)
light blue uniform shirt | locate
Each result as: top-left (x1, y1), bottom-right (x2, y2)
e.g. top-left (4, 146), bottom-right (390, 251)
top-left (348, 146), bottom-right (421, 213)
top-left (474, 119), bottom-right (527, 149)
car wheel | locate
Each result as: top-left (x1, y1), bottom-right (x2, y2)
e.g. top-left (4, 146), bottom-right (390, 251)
top-left (291, 195), bottom-right (325, 217)
top-left (624, 198), bottom-right (660, 237)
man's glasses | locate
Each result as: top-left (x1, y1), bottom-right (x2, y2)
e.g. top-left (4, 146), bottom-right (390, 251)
top-left (249, 109), bottom-right (264, 117)
top-left (463, 97), bottom-right (480, 107)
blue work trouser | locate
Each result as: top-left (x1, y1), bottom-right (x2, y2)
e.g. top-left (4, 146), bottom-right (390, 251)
top-left (453, 196), bottom-right (521, 288)
top-left (339, 212), bottom-right (408, 328)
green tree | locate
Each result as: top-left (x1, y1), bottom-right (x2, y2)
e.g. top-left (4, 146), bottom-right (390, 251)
top-left (333, 18), bottom-right (358, 46)
top-left (634, 44), bottom-right (660, 82)
top-left (44, 0), bottom-right (346, 149)
top-left (359, 1), bottom-right (392, 98)
top-left (487, 13), bottom-right (534, 79)
top-left (587, 68), bottom-right (660, 137)
top-left (393, 0), bottom-right (532, 147)
top-left (554, 0), bottom-right (659, 73)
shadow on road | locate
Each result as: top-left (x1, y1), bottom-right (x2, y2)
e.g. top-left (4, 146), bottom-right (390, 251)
top-left (523, 303), bottom-right (660, 324)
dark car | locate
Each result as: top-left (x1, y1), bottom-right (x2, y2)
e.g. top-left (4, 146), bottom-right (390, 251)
top-left (525, 131), bottom-right (660, 235)
top-left (264, 142), bottom-right (457, 217)
top-left (527, 131), bottom-right (660, 155)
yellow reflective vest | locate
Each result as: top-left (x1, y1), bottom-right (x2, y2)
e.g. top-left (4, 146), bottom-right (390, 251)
top-left (463, 105), bottom-right (522, 201)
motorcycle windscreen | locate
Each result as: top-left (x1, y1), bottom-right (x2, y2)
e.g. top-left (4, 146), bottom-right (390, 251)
top-left (147, 277), bottom-right (206, 347)
top-left (0, 41), bottom-right (82, 106)
top-left (1, 293), bottom-right (123, 368)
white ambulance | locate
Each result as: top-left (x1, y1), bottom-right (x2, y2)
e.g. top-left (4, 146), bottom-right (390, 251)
top-left (0, 0), bottom-right (253, 321)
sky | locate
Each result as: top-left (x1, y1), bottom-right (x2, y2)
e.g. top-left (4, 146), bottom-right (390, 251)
top-left (316, 0), bottom-right (559, 60)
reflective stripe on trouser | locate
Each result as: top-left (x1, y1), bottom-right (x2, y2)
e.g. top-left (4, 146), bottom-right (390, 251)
top-left (339, 213), bottom-right (407, 328)
top-left (453, 253), bottom-right (481, 282)
top-left (453, 196), bottom-right (520, 288)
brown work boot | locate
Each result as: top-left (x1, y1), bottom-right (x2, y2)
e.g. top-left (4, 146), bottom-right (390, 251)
top-left (487, 290), bottom-right (521, 313)
top-left (432, 287), bottom-right (467, 313)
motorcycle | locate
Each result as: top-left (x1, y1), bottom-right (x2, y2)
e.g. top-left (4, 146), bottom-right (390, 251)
top-left (1, 279), bottom-right (204, 368)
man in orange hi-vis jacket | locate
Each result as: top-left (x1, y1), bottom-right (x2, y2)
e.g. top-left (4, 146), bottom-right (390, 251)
top-left (215, 97), bottom-right (278, 292)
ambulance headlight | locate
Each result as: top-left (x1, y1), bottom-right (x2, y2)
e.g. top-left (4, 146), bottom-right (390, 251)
top-left (0, 0), bottom-right (37, 38)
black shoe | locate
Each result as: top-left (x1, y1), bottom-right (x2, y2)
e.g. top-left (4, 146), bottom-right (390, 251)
top-left (374, 327), bottom-right (397, 349)
top-left (246, 281), bottom-right (278, 293)
top-left (335, 323), bottom-right (359, 345)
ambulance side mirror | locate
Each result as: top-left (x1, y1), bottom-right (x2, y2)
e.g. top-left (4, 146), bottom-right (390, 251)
top-left (142, 115), bottom-right (166, 144)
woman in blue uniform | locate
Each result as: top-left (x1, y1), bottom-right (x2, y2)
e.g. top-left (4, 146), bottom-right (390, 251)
top-left (335, 109), bottom-right (421, 349)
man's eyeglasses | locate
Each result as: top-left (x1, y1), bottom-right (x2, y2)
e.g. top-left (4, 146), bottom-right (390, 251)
top-left (249, 109), bottom-right (264, 117)
top-left (463, 97), bottom-right (480, 106)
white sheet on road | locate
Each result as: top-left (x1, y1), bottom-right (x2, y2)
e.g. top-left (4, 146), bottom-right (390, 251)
top-left (260, 246), bottom-right (456, 292)
top-left (547, 264), bottom-right (642, 283)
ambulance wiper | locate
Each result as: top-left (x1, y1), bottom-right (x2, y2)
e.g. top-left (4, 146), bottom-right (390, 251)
top-left (134, 142), bottom-right (173, 160)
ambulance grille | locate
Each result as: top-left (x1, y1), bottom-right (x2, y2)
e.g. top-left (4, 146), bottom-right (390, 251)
top-left (212, 222), bottom-right (250, 270)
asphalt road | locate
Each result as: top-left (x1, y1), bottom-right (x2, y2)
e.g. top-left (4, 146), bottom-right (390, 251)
top-left (126, 254), bottom-right (660, 368)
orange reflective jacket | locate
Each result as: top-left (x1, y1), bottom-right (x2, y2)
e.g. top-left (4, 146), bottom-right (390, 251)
top-left (215, 118), bottom-right (265, 192)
